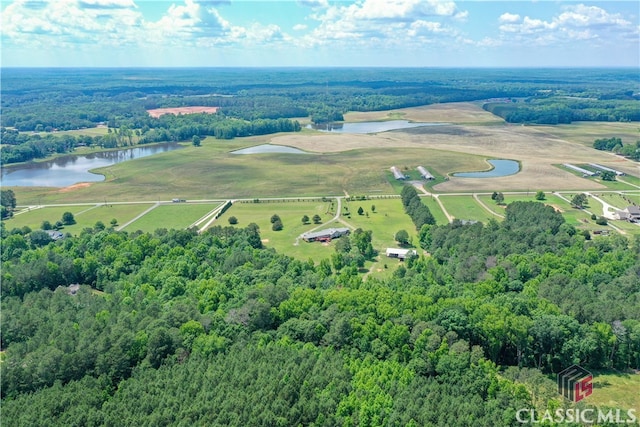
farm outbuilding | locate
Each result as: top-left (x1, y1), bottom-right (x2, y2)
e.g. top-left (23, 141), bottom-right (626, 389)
top-left (562, 163), bottom-right (596, 177)
top-left (302, 228), bottom-right (351, 242)
top-left (385, 248), bottom-right (417, 260)
top-left (390, 166), bottom-right (407, 180)
top-left (417, 166), bottom-right (434, 180)
top-left (588, 163), bottom-right (625, 176)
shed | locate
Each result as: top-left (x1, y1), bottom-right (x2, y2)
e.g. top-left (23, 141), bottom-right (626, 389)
top-left (386, 248), bottom-right (417, 259)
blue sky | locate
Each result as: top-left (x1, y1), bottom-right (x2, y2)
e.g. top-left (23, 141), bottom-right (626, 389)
top-left (1, 0), bottom-right (638, 67)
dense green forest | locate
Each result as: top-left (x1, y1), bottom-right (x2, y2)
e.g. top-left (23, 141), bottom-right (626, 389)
top-left (2, 200), bottom-right (639, 425)
top-left (2, 68), bottom-right (639, 163)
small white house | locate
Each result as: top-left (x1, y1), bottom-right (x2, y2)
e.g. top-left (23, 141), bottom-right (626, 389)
top-left (386, 248), bottom-right (417, 260)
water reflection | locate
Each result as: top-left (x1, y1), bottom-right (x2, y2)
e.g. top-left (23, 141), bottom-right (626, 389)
top-left (1, 143), bottom-right (183, 187)
top-left (453, 160), bottom-right (520, 178)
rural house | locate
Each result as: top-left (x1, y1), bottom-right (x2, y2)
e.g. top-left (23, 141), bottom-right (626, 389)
top-left (302, 228), bottom-right (351, 243)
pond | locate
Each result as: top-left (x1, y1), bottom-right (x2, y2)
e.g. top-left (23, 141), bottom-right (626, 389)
top-left (1, 143), bottom-right (184, 187)
top-left (230, 144), bottom-right (308, 155)
top-left (307, 120), bottom-right (446, 134)
top-left (453, 159), bottom-right (520, 178)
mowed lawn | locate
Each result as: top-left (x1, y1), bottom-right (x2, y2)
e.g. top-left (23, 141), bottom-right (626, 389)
top-left (122, 203), bottom-right (225, 233)
top-left (439, 195), bottom-right (495, 222)
top-left (340, 198), bottom-right (418, 250)
top-left (215, 200), bottom-right (338, 261)
top-left (589, 371), bottom-right (640, 412)
top-left (4, 204), bottom-right (151, 235)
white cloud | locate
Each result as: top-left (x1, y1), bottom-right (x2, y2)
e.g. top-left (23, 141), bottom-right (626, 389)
top-left (304, 0), bottom-right (464, 46)
top-left (293, 24), bottom-right (308, 31)
top-left (498, 4), bottom-right (635, 43)
top-left (498, 13), bottom-right (520, 24)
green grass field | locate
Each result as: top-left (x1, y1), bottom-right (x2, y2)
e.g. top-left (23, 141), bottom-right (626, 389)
top-left (215, 200), bottom-right (337, 261)
top-left (439, 195), bottom-right (495, 222)
top-left (8, 136), bottom-right (491, 205)
top-left (420, 195), bottom-right (450, 225)
top-left (4, 203), bottom-right (151, 235)
top-left (340, 198), bottom-right (418, 250)
top-left (589, 371), bottom-right (640, 412)
top-left (122, 203), bottom-right (225, 233)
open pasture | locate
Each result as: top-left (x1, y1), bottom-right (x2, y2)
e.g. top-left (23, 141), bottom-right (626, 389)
top-left (4, 203), bottom-right (150, 234)
top-left (122, 202), bottom-right (225, 233)
top-left (343, 102), bottom-right (504, 125)
top-left (340, 198), bottom-right (418, 250)
top-left (528, 122), bottom-right (640, 148)
top-left (7, 104), bottom-right (640, 207)
top-left (439, 195), bottom-right (495, 222)
top-left (588, 371), bottom-right (640, 413)
top-left (214, 200), bottom-right (337, 261)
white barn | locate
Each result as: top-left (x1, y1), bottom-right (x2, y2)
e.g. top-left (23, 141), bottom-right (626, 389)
top-left (417, 166), bottom-right (434, 180)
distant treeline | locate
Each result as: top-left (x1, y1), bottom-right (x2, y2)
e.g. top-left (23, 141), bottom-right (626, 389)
top-left (0, 115), bottom-right (301, 164)
top-left (592, 137), bottom-right (640, 161)
top-left (3, 68), bottom-right (639, 132)
top-left (483, 97), bottom-right (640, 124)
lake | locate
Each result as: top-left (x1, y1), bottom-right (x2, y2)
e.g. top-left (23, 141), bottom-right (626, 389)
top-left (453, 159), bottom-right (520, 178)
top-left (307, 120), bottom-right (446, 134)
top-left (1, 143), bottom-right (184, 187)
top-left (230, 144), bottom-right (308, 155)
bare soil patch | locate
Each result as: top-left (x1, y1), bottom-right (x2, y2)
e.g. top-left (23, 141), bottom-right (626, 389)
top-left (147, 106), bottom-right (219, 118)
top-left (58, 183), bottom-right (92, 193)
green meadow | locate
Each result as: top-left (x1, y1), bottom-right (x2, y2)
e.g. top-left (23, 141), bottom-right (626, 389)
top-left (439, 195), bottom-right (495, 222)
top-left (9, 137), bottom-right (489, 205)
top-left (215, 200), bottom-right (337, 261)
top-left (122, 202), bottom-right (225, 233)
top-left (5, 204), bottom-right (152, 235)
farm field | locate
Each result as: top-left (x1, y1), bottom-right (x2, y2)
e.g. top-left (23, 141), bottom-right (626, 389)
top-left (528, 122), bottom-right (640, 148)
top-left (4, 203), bottom-right (151, 235)
top-left (215, 200), bottom-right (337, 261)
top-left (339, 198), bottom-right (418, 250)
top-left (588, 371), bottom-right (640, 412)
top-left (419, 195), bottom-right (449, 225)
top-left (439, 195), bottom-right (496, 222)
top-left (121, 202), bottom-right (225, 233)
top-left (8, 104), bottom-right (640, 206)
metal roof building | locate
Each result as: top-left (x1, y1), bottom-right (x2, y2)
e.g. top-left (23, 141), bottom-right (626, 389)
top-left (562, 163), bottom-right (596, 177)
top-left (417, 166), bottom-right (434, 180)
top-left (302, 227), bottom-right (351, 242)
top-left (588, 163), bottom-right (625, 176)
top-left (385, 248), bottom-right (418, 259)
top-left (390, 166), bottom-right (407, 180)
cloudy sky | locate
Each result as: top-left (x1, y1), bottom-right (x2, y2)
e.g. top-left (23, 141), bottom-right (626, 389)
top-left (1, 0), bottom-right (638, 67)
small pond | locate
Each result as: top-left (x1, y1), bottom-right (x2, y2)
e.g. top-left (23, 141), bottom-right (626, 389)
top-left (1, 143), bottom-right (184, 187)
top-left (230, 144), bottom-right (308, 155)
top-left (307, 120), bottom-right (446, 134)
top-left (453, 160), bottom-right (520, 178)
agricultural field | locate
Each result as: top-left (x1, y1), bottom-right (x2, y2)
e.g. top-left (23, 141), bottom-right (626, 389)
top-left (528, 122), bottom-right (639, 148)
top-left (121, 202), bottom-right (225, 233)
top-left (215, 199), bottom-right (337, 261)
top-left (588, 371), bottom-right (640, 412)
top-left (4, 203), bottom-right (151, 234)
top-left (438, 195), bottom-right (496, 222)
top-left (340, 198), bottom-right (418, 250)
